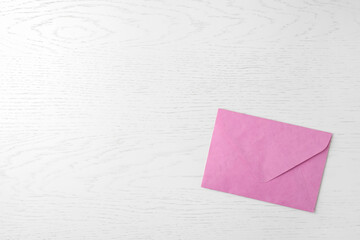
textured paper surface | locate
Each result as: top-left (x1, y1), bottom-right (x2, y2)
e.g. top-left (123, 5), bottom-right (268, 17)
top-left (202, 109), bottom-right (332, 212)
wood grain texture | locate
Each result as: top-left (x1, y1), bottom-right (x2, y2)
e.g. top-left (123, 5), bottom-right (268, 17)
top-left (0, 0), bottom-right (360, 239)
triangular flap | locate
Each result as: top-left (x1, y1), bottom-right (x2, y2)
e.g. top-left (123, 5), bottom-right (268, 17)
top-left (216, 109), bottom-right (332, 182)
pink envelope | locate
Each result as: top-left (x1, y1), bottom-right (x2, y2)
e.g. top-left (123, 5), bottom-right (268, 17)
top-left (201, 109), bottom-right (332, 212)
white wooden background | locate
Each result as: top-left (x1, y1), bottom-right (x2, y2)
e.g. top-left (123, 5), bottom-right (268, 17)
top-left (1, 0), bottom-right (360, 239)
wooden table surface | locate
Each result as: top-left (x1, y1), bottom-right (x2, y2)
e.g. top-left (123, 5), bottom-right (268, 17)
top-left (1, 0), bottom-right (360, 239)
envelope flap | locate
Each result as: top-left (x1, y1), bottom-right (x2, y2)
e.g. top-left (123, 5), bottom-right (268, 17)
top-left (217, 109), bottom-right (332, 182)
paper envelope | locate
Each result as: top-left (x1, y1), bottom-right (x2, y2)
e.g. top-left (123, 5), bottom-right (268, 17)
top-left (201, 109), bottom-right (332, 212)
